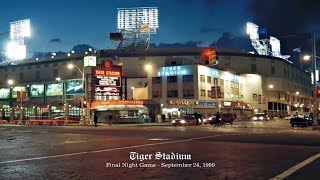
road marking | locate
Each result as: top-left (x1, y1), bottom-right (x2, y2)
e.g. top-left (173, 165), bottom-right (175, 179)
top-left (270, 152), bottom-right (320, 180)
top-left (148, 138), bottom-right (169, 141)
top-left (0, 133), bottom-right (237, 164)
top-left (65, 140), bottom-right (87, 144)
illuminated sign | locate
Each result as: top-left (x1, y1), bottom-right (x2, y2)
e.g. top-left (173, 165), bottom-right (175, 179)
top-left (29, 84), bottom-right (44, 97)
top-left (94, 69), bottom-right (121, 76)
top-left (167, 99), bottom-right (189, 106)
top-left (0, 88), bottom-right (10, 99)
top-left (103, 60), bottom-right (113, 69)
top-left (203, 67), bottom-right (219, 77)
top-left (66, 81), bottom-right (83, 95)
top-left (94, 87), bottom-right (121, 93)
top-left (223, 102), bottom-right (231, 107)
top-left (12, 86), bottom-right (27, 98)
top-left (233, 102), bottom-right (244, 108)
top-left (194, 101), bottom-right (216, 106)
top-left (95, 76), bottom-right (121, 87)
top-left (157, 66), bottom-right (189, 76)
top-left (84, 56), bottom-right (97, 67)
top-left (46, 83), bottom-right (63, 96)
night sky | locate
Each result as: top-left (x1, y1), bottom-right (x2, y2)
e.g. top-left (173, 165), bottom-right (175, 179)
top-left (0, 0), bottom-right (320, 58)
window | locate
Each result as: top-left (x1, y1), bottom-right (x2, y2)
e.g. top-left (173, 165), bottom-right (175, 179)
top-left (19, 73), bottom-right (24, 81)
top-left (152, 77), bottom-right (162, 84)
top-left (167, 90), bottom-right (178, 97)
top-left (35, 71), bottom-right (40, 79)
top-left (36, 65), bottom-right (40, 68)
top-left (251, 64), bottom-right (256, 73)
top-left (214, 78), bottom-right (218, 85)
top-left (200, 75), bottom-right (205, 82)
top-left (20, 66), bottom-right (24, 70)
top-left (45, 64), bottom-right (49, 67)
top-left (200, 89), bottom-right (206, 97)
top-left (207, 76), bottom-right (212, 84)
top-left (53, 62), bottom-right (58, 67)
top-left (207, 90), bottom-right (211, 97)
top-left (152, 91), bottom-right (162, 98)
top-left (183, 89), bottom-right (194, 97)
top-left (28, 66), bottom-right (32, 69)
top-left (182, 75), bottom-right (193, 82)
top-left (167, 76), bottom-right (177, 83)
top-left (220, 79), bottom-right (224, 86)
top-left (53, 69), bottom-right (58, 77)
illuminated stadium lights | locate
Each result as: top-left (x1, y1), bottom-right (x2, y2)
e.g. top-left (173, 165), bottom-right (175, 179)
top-left (6, 19), bottom-right (31, 62)
top-left (246, 22), bottom-right (290, 61)
top-left (115, 7), bottom-right (159, 50)
top-left (117, 7), bottom-right (159, 34)
top-left (6, 41), bottom-right (26, 60)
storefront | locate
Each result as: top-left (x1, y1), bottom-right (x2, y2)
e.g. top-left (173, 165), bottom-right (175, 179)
top-left (90, 100), bottom-right (151, 124)
top-left (161, 99), bottom-right (191, 120)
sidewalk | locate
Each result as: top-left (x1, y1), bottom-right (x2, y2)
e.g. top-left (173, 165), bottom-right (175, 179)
top-left (65, 122), bottom-right (172, 127)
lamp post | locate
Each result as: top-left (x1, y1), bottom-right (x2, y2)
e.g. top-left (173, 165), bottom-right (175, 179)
top-left (67, 64), bottom-right (85, 124)
top-left (302, 33), bottom-right (318, 125)
top-left (312, 32), bottom-right (318, 125)
top-left (7, 79), bottom-right (14, 108)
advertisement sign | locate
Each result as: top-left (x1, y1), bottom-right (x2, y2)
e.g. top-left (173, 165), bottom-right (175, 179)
top-left (0, 88), bottom-right (10, 99)
top-left (66, 81), bottom-right (83, 95)
top-left (12, 86), bottom-right (27, 98)
top-left (93, 65), bottom-right (122, 100)
top-left (94, 76), bottom-right (121, 87)
top-left (29, 84), bottom-right (44, 97)
top-left (46, 83), bottom-right (63, 96)
top-left (17, 91), bottom-right (28, 102)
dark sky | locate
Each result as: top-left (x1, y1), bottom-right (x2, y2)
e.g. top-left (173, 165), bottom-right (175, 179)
top-left (0, 0), bottom-right (319, 57)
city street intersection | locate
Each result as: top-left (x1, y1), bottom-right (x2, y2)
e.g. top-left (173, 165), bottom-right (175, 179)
top-left (0, 120), bottom-right (320, 180)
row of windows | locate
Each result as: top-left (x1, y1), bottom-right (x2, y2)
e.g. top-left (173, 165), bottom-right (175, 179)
top-left (3, 69), bottom-right (77, 82)
top-left (152, 89), bottom-right (194, 98)
top-left (0, 62), bottom-right (75, 72)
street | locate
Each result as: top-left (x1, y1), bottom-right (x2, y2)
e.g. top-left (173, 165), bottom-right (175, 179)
top-left (0, 120), bottom-right (320, 180)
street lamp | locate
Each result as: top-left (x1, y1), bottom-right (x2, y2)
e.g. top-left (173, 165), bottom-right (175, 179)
top-left (7, 79), bottom-right (14, 108)
top-left (67, 64), bottom-right (85, 124)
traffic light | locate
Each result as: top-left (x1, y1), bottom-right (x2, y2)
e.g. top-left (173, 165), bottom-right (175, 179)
top-left (200, 48), bottom-right (218, 66)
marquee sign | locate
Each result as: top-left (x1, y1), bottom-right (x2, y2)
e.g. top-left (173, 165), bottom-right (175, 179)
top-left (93, 65), bottom-right (122, 100)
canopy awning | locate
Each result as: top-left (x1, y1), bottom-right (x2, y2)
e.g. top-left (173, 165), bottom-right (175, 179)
top-left (91, 104), bottom-right (147, 111)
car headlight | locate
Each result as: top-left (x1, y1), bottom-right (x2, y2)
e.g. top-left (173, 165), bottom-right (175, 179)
top-left (208, 117), bottom-right (212, 120)
top-left (253, 117), bottom-right (258, 120)
top-left (171, 120), bottom-right (176, 123)
top-left (180, 120), bottom-right (186, 124)
top-left (203, 119), bottom-right (207, 122)
top-left (259, 116), bottom-right (263, 120)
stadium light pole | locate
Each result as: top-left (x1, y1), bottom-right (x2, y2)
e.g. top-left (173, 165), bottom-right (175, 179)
top-left (67, 64), bottom-right (85, 124)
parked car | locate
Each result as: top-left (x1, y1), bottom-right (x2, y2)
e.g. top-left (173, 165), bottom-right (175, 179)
top-left (252, 113), bottom-right (270, 121)
top-left (171, 114), bottom-right (202, 126)
top-left (221, 113), bottom-right (235, 124)
top-left (290, 114), bottom-right (311, 127)
top-left (202, 115), bottom-right (216, 125)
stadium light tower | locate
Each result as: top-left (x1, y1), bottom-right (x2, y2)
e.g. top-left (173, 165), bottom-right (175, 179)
top-left (112, 7), bottom-right (159, 51)
top-left (6, 19), bottom-right (31, 63)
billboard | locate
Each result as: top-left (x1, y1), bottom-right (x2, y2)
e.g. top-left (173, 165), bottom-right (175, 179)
top-left (0, 88), bottom-right (10, 99)
top-left (46, 83), bottom-right (63, 96)
top-left (29, 84), bottom-right (44, 97)
top-left (12, 86), bottom-right (27, 98)
top-left (66, 81), bottom-right (83, 95)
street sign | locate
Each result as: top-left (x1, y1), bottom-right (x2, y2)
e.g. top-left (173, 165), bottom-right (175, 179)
top-left (84, 56), bottom-right (97, 67)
